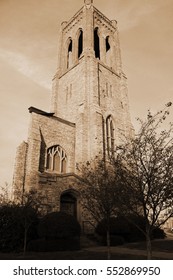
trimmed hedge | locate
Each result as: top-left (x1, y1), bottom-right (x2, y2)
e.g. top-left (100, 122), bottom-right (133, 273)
top-left (31, 212), bottom-right (81, 251)
top-left (152, 226), bottom-right (166, 239)
top-left (96, 216), bottom-right (130, 242)
top-left (37, 211), bottom-right (81, 239)
top-left (96, 216), bottom-right (165, 244)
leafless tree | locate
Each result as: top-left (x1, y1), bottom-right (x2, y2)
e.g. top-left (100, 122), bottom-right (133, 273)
top-left (114, 103), bottom-right (173, 259)
top-left (21, 189), bottom-right (40, 255)
top-left (79, 159), bottom-right (120, 259)
top-left (0, 182), bottom-right (11, 205)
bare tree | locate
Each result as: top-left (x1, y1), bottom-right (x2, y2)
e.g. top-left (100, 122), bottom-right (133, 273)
top-left (0, 182), bottom-right (11, 205)
top-left (21, 189), bottom-right (40, 255)
top-left (79, 159), bottom-right (120, 259)
top-left (114, 103), bottom-right (173, 259)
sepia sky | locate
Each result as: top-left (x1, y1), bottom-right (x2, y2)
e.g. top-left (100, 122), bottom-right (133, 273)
top-left (0, 0), bottom-right (173, 186)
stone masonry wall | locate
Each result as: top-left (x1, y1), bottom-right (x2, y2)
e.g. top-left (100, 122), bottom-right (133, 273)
top-left (24, 112), bottom-right (76, 191)
top-left (37, 172), bottom-right (95, 230)
top-left (97, 63), bottom-right (133, 144)
top-left (13, 141), bottom-right (28, 197)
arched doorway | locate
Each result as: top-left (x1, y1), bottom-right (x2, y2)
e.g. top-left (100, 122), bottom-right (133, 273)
top-left (60, 192), bottom-right (77, 218)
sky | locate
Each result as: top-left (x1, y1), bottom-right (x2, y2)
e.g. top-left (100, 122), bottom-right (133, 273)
top-left (0, 0), bottom-right (173, 186)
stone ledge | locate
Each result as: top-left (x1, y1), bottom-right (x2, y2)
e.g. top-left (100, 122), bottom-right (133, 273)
top-left (39, 172), bottom-right (82, 181)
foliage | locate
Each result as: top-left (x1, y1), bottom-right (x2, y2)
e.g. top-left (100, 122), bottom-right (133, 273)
top-left (96, 216), bottom-right (165, 244)
top-left (79, 159), bottom-right (121, 259)
top-left (0, 204), bottom-right (38, 252)
top-left (37, 211), bottom-right (81, 239)
top-left (114, 103), bottom-right (173, 258)
top-left (152, 227), bottom-right (166, 239)
top-left (96, 216), bottom-right (130, 238)
top-left (35, 212), bottom-right (81, 251)
top-left (0, 183), bottom-right (11, 205)
top-left (80, 159), bottom-right (120, 222)
top-left (0, 189), bottom-right (41, 253)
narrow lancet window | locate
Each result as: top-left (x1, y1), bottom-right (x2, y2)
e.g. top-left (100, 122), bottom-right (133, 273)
top-left (78, 30), bottom-right (83, 58)
top-left (106, 36), bottom-right (110, 52)
top-left (106, 115), bottom-right (115, 157)
top-left (67, 39), bottom-right (73, 68)
top-left (94, 27), bottom-right (100, 59)
top-left (105, 36), bottom-right (111, 66)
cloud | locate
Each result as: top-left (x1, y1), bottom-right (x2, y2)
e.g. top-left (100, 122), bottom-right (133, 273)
top-left (116, 0), bottom-right (171, 31)
top-left (0, 48), bottom-right (51, 90)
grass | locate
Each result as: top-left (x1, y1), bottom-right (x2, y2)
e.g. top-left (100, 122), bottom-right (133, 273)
top-left (0, 250), bottom-right (146, 260)
top-left (123, 239), bottom-right (173, 253)
top-left (0, 239), bottom-right (173, 260)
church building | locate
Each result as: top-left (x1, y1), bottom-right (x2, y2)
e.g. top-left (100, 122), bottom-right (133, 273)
top-left (13, 0), bottom-right (133, 228)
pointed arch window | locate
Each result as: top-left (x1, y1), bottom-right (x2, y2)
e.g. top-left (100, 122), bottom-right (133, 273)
top-left (106, 116), bottom-right (115, 157)
top-left (67, 38), bottom-right (73, 69)
top-left (78, 29), bottom-right (83, 58)
top-left (46, 145), bottom-right (67, 173)
top-left (106, 36), bottom-right (111, 52)
top-left (105, 36), bottom-right (111, 67)
top-left (94, 27), bottom-right (100, 59)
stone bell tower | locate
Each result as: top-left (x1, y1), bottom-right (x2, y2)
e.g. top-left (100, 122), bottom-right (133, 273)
top-left (13, 0), bottom-right (133, 221)
top-left (51, 0), bottom-right (133, 163)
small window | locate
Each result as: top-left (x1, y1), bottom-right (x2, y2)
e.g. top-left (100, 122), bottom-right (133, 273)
top-left (78, 30), bottom-right (83, 58)
top-left (94, 27), bottom-right (100, 59)
top-left (67, 39), bottom-right (73, 68)
top-left (68, 40), bottom-right (72, 52)
top-left (105, 36), bottom-right (111, 67)
top-left (46, 145), bottom-right (67, 173)
top-left (106, 116), bottom-right (115, 157)
top-left (106, 36), bottom-right (110, 52)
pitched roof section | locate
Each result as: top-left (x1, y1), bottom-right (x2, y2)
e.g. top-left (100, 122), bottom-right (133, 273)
top-left (28, 107), bottom-right (75, 127)
top-left (28, 106), bottom-right (54, 116)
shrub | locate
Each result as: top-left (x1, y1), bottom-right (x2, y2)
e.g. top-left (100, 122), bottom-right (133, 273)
top-left (95, 216), bottom-right (130, 240)
top-left (126, 216), bottom-right (166, 241)
top-left (37, 211), bottom-right (81, 239)
top-left (152, 227), bottom-right (166, 239)
top-left (35, 212), bottom-right (81, 251)
top-left (95, 215), bottom-right (165, 244)
top-left (0, 204), bottom-right (38, 252)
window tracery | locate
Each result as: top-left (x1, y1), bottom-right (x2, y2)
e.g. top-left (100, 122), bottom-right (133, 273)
top-left (46, 145), bottom-right (67, 173)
